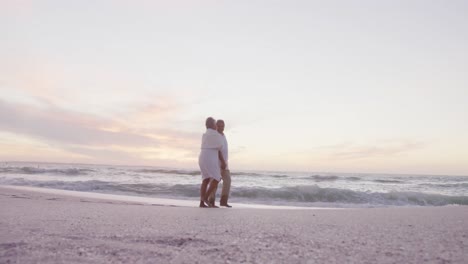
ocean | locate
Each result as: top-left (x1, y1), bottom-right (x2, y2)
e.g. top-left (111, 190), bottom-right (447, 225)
top-left (1, 162), bottom-right (467, 208)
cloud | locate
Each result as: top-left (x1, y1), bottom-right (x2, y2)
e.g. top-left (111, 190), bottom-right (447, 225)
top-left (230, 145), bottom-right (247, 154)
top-left (112, 97), bottom-right (183, 128)
top-left (0, 0), bottom-right (35, 16)
top-left (327, 140), bottom-right (426, 160)
top-left (0, 50), bottom-right (211, 166)
top-left (0, 56), bottom-right (174, 112)
top-left (0, 95), bottom-right (206, 166)
top-left (0, 99), bottom-right (156, 147)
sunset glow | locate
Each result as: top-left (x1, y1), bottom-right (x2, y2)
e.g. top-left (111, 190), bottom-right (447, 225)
top-left (1, 0), bottom-right (467, 175)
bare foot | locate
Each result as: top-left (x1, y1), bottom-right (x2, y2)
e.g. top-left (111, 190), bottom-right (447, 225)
top-left (199, 201), bottom-right (208, 208)
top-left (204, 199), bottom-right (219, 208)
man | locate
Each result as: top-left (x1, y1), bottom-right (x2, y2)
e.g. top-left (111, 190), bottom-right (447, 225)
top-left (198, 117), bottom-right (226, 208)
top-left (208, 119), bottom-right (232, 208)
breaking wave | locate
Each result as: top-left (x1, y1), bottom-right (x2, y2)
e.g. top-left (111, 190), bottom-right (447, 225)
top-left (421, 182), bottom-right (468, 188)
top-left (345, 176), bottom-right (362, 181)
top-left (1, 177), bottom-right (467, 207)
top-left (230, 185), bottom-right (468, 206)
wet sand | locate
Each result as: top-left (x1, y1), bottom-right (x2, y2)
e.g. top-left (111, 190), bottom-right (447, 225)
top-left (1, 186), bottom-right (467, 263)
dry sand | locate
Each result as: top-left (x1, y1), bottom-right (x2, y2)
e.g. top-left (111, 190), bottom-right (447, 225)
top-left (1, 186), bottom-right (467, 263)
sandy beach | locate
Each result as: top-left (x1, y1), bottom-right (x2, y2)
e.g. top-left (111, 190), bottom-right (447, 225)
top-left (1, 186), bottom-right (467, 263)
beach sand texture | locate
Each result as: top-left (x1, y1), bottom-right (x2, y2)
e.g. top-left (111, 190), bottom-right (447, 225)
top-left (1, 186), bottom-right (467, 263)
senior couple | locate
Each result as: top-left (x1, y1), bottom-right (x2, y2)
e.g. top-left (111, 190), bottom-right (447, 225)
top-left (198, 117), bottom-right (232, 208)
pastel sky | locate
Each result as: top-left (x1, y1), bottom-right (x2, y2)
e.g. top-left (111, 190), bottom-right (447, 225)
top-left (1, 0), bottom-right (467, 175)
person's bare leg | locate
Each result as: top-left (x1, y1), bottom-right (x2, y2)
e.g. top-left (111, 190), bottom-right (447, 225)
top-left (204, 179), bottom-right (219, 208)
top-left (208, 182), bottom-right (218, 206)
top-left (199, 178), bottom-right (210, 208)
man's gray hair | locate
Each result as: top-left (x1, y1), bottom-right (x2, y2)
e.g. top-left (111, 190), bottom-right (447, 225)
top-left (205, 117), bottom-right (216, 128)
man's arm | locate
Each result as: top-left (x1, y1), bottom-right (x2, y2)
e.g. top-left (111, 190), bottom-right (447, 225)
top-left (218, 151), bottom-right (226, 170)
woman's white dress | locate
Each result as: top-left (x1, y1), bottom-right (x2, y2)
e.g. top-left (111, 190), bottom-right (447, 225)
top-left (198, 129), bottom-right (224, 181)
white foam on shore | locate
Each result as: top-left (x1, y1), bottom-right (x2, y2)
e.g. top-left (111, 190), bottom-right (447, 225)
top-left (0, 185), bottom-right (332, 210)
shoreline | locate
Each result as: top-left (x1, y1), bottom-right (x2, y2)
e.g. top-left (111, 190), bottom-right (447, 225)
top-left (0, 185), bottom-right (331, 210)
top-left (1, 186), bottom-right (468, 263)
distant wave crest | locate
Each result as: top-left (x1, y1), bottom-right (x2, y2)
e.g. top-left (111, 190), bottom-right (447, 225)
top-left (136, 169), bottom-right (200, 176)
top-left (309, 175), bottom-right (339, 181)
top-left (0, 166), bottom-right (94, 176)
top-left (372, 179), bottom-right (405, 184)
